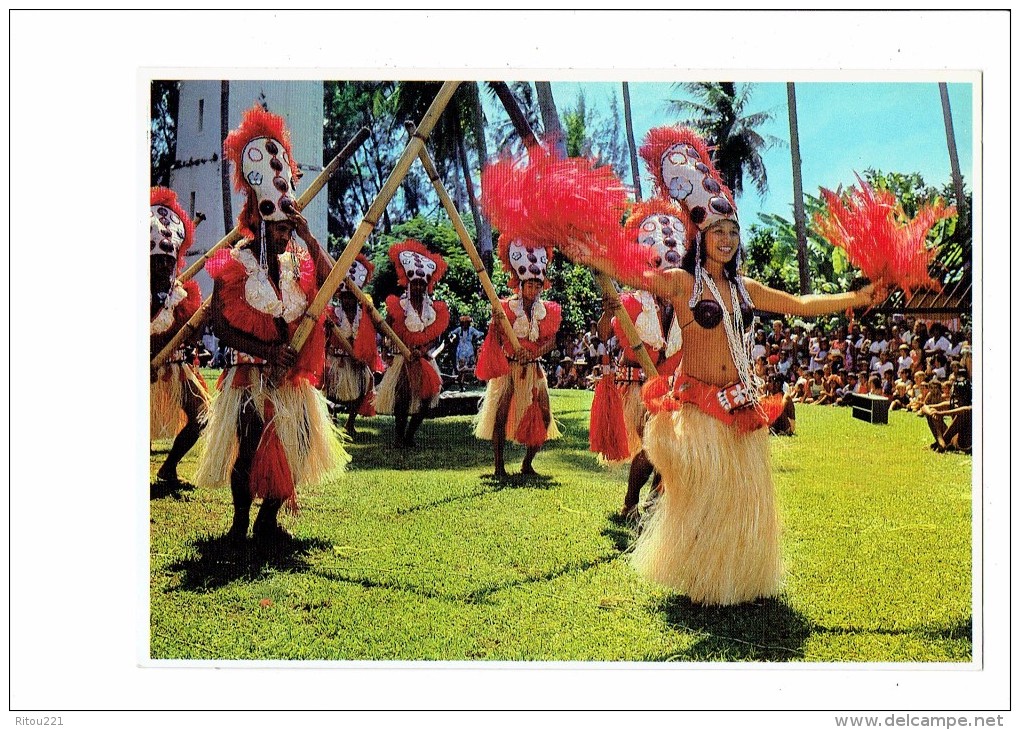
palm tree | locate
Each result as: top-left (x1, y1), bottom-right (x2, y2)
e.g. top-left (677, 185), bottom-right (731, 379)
top-left (668, 81), bottom-right (780, 199)
top-left (535, 82), bottom-right (568, 158)
top-left (392, 81), bottom-right (494, 261)
top-left (787, 82), bottom-right (811, 294)
top-left (938, 82), bottom-right (967, 233)
top-left (622, 82), bottom-right (642, 201)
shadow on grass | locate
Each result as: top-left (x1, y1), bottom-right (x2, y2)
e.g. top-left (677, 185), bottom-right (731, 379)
top-left (651, 595), bottom-right (813, 662)
top-left (650, 598), bottom-right (973, 662)
top-left (312, 552), bottom-right (621, 605)
top-left (166, 534), bottom-right (332, 593)
top-left (150, 479), bottom-right (196, 501)
top-left (396, 473), bottom-right (560, 515)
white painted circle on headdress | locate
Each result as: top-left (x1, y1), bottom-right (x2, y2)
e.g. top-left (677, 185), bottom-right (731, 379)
top-left (150, 205), bottom-right (186, 259)
top-left (508, 241), bottom-right (548, 282)
top-left (241, 136), bottom-right (295, 222)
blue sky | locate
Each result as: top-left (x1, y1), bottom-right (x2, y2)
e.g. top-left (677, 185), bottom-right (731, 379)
top-left (521, 80), bottom-right (973, 230)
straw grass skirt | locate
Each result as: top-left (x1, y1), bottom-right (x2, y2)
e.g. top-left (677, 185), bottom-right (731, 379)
top-left (375, 355), bottom-right (442, 415)
top-left (150, 362), bottom-right (210, 441)
top-left (474, 362), bottom-right (561, 442)
top-left (632, 404), bottom-right (782, 605)
top-left (195, 366), bottom-right (350, 490)
top-left (620, 381), bottom-right (647, 459)
top-left (324, 354), bottom-right (373, 404)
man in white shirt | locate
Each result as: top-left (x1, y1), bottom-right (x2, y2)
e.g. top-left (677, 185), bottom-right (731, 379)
top-left (924, 324), bottom-right (952, 355)
top-left (896, 343), bottom-right (914, 373)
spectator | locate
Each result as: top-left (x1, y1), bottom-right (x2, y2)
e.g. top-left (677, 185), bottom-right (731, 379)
top-left (835, 372), bottom-right (860, 406)
top-left (872, 349), bottom-right (895, 379)
top-left (922, 372), bottom-right (972, 453)
top-left (896, 343), bottom-right (914, 373)
top-left (881, 369), bottom-right (895, 397)
top-left (930, 353), bottom-right (949, 381)
top-left (889, 380), bottom-right (911, 410)
top-left (867, 374), bottom-right (885, 397)
top-left (751, 330), bottom-right (768, 361)
top-left (924, 323), bottom-right (953, 355)
top-left (769, 376), bottom-right (797, 436)
top-left (791, 366), bottom-right (812, 403)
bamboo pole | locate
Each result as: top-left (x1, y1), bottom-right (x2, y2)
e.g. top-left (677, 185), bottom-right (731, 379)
top-left (491, 86), bottom-right (658, 378)
top-left (151, 126), bottom-right (372, 368)
top-left (404, 121), bottom-right (522, 354)
top-left (317, 245), bottom-right (411, 361)
top-left (287, 81), bottom-right (461, 356)
top-left (150, 298), bottom-right (210, 370)
top-left (344, 279), bottom-right (411, 359)
top-left (177, 126), bottom-right (371, 285)
top-left (592, 271), bottom-right (658, 377)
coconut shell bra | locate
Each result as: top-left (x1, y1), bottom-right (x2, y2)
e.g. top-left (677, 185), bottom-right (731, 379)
top-left (691, 299), bottom-right (753, 330)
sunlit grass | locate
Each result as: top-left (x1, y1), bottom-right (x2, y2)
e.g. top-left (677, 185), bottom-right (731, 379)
top-left (150, 382), bottom-right (972, 662)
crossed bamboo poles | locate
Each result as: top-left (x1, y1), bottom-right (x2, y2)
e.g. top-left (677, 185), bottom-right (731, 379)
top-left (151, 127), bottom-right (372, 369)
top-left (155, 80), bottom-right (653, 382)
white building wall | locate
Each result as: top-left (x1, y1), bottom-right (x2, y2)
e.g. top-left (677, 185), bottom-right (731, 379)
top-left (170, 80), bottom-right (326, 297)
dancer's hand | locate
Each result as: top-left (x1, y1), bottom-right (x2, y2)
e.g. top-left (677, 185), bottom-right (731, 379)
top-left (268, 343), bottom-right (298, 369)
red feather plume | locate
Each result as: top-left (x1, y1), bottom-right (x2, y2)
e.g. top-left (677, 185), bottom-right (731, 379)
top-left (481, 148), bottom-right (662, 289)
top-left (813, 174), bottom-right (954, 298)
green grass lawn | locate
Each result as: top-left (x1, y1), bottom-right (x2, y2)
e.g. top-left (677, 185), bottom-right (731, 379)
top-left (150, 378), bottom-right (972, 662)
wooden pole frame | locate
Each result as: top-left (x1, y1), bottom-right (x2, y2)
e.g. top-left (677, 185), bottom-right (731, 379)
top-left (151, 126), bottom-right (372, 369)
top-left (403, 121), bottom-right (522, 355)
top-left (287, 81), bottom-right (462, 355)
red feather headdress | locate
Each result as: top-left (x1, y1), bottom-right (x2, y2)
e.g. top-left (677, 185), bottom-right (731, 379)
top-left (638, 126), bottom-right (736, 231)
top-left (149, 186), bottom-right (195, 272)
top-left (623, 198), bottom-right (696, 271)
top-left (813, 174), bottom-right (954, 298)
top-left (388, 239), bottom-right (447, 293)
top-left (223, 105), bottom-right (302, 239)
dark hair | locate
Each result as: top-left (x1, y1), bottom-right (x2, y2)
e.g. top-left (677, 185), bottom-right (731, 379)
top-left (951, 375), bottom-right (972, 407)
top-left (681, 229), bottom-right (742, 284)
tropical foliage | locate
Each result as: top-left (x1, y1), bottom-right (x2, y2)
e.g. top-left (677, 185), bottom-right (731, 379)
top-left (668, 81), bottom-right (783, 199)
top-left (743, 169), bottom-right (967, 296)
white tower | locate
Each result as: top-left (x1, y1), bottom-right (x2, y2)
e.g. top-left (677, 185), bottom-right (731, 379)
top-left (169, 80), bottom-right (327, 297)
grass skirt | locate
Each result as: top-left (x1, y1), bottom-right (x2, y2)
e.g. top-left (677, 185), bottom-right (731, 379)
top-left (150, 363), bottom-right (210, 441)
top-left (474, 362), bottom-right (561, 442)
top-left (324, 354), bottom-right (373, 403)
top-left (620, 382), bottom-right (647, 459)
top-left (375, 354), bottom-right (441, 415)
top-left (194, 366), bottom-right (350, 490)
top-left (632, 404), bottom-right (781, 605)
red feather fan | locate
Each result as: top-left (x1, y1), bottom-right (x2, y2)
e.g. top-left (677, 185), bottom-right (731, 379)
top-left (514, 388), bottom-right (548, 448)
top-left (813, 174), bottom-right (955, 298)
